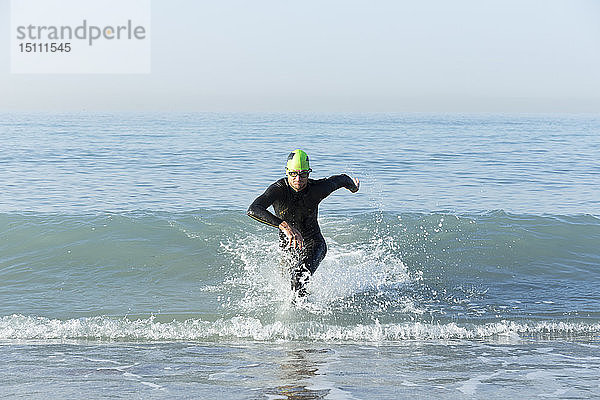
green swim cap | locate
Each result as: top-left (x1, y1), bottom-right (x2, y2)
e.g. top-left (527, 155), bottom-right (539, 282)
top-left (286, 149), bottom-right (310, 171)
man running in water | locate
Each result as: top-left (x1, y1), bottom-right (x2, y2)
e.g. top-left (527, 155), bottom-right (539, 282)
top-left (247, 149), bottom-right (360, 296)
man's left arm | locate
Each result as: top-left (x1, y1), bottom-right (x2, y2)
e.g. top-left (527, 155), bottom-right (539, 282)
top-left (317, 174), bottom-right (360, 199)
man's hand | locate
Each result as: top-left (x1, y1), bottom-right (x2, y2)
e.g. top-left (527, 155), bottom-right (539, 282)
top-left (349, 176), bottom-right (360, 193)
top-left (279, 221), bottom-right (304, 250)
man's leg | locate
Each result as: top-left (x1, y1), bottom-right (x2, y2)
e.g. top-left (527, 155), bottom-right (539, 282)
top-left (290, 240), bottom-right (327, 296)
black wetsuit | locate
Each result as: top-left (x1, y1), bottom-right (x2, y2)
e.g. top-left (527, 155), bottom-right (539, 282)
top-left (247, 174), bottom-right (357, 294)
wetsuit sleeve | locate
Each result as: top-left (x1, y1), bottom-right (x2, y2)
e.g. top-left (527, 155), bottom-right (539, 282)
top-left (313, 174), bottom-right (358, 201)
top-left (247, 182), bottom-right (284, 228)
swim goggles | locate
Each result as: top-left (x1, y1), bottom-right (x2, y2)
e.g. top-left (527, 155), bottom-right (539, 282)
top-left (287, 169), bottom-right (312, 178)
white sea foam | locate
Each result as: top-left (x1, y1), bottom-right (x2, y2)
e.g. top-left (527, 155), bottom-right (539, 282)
top-left (1, 314), bottom-right (599, 343)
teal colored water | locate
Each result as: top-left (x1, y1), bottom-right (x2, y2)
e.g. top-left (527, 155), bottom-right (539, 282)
top-left (1, 113), bottom-right (599, 398)
top-left (2, 112), bottom-right (599, 214)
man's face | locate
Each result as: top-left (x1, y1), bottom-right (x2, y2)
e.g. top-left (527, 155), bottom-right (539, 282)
top-left (287, 169), bottom-right (310, 192)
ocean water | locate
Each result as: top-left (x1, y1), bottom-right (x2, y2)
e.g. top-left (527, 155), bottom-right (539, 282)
top-left (1, 112), bottom-right (599, 399)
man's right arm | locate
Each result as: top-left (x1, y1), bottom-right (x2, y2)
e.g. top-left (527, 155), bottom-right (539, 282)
top-left (247, 183), bottom-right (284, 228)
top-left (247, 181), bottom-right (305, 250)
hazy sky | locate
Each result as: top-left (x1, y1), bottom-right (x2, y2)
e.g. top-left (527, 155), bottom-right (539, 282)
top-left (1, 0), bottom-right (600, 112)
